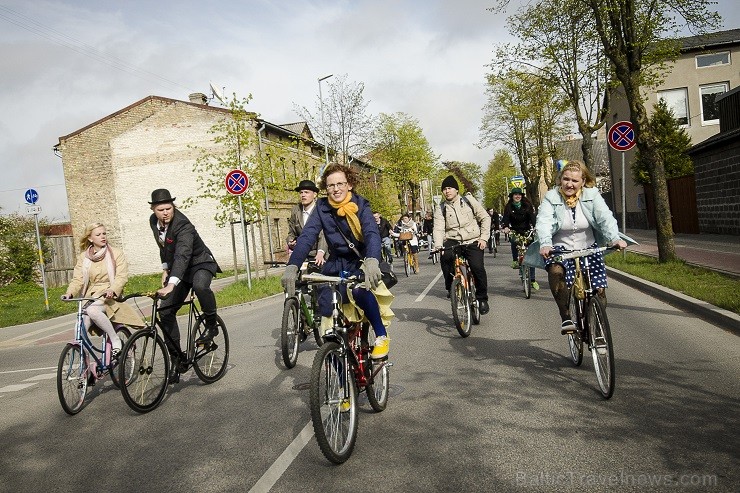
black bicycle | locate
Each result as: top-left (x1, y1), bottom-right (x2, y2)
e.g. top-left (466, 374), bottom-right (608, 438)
top-left (118, 291), bottom-right (229, 413)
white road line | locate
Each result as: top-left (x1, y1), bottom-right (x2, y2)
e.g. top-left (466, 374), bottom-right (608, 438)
top-left (23, 372), bottom-right (57, 381)
top-left (415, 271), bottom-right (443, 302)
top-left (0, 366), bottom-right (57, 375)
top-left (0, 383), bottom-right (38, 392)
top-left (248, 421), bottom-right (314, 493)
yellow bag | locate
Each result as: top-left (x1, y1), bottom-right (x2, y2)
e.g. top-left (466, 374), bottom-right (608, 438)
top-left (573, 260), bottom-right (586, 300)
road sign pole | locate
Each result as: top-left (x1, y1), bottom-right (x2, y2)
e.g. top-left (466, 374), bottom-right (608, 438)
top-left (32, 212), bottom-right (49, 311)
top-left (237, 194), bottom-right (252, 290)
top-left (621, 151), bottom-right (626, 235)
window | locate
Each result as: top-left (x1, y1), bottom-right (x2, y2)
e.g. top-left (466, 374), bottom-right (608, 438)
top-left (696, 52), bottom-right (730, 68)
top-left (657, 87), bottom-right (689, 126)
top-left (700, 83), bottom-right (729, 125)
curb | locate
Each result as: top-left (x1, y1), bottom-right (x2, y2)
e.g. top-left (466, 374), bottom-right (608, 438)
top-left (607, 267), bottom-right (740, 334)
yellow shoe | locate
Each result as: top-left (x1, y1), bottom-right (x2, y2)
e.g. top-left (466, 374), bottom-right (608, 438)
top-left (371, 336), bottom-right (389, 360)
top-left (340, 398), bottom-right (351, 413)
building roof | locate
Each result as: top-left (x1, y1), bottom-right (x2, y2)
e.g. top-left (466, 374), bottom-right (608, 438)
top-left (678, 28), bottom-right (740, 52)
top-left (278, 121), bottom-right (315, 140)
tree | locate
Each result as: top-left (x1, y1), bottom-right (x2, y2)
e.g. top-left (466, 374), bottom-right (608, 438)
top-left (294, 74), bottom-right (375, 166)
top-left (0, 212), bottom-right (50, 286)
top-left (441, 161), bottom-right (484, 197)
top-left (371, 112), bottom-right (439, 215)
top-left (483, 150), bottom-right (515, 211)
top-left (633, 98), bottom-right (693, 185)
top-left (582, 0), bottom-right (719, 262)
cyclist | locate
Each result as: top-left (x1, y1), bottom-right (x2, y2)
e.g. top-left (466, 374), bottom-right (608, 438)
top-left (393, 212), bottom-right (421, 273)
top-left (281, 164), bottom-right (394, 360)
top-left (487, 208), bottom-right (501, 253)
top-left (287, 179), bottom-right (327, 267)
top-left (148, 188), bottom-right (221, 383)
top-left (433, 175), bottom-right (491, 314)
top-left (535, 160), bottom-right (626, 334)
top-left (422, 211), bottom-right (434, 253)
top-left (373, 211), bottom-right (394, 264)
top-left (502, 187), bottom-right (539, 291)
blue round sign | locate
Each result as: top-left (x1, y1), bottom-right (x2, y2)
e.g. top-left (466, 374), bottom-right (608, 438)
top-left (24, 189), bottom-right (39, 204)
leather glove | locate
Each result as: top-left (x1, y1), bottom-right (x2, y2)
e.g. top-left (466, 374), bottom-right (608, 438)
top-left (361, 257), bottom-right (382, 290)
top-left (281, 264), bottom-right (299, 296)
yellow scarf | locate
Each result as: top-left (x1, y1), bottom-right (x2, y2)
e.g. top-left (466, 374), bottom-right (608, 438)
top-left (559, 187), bottom-right (582, 209)
top-left (328, 192), bottom-right (363, 242)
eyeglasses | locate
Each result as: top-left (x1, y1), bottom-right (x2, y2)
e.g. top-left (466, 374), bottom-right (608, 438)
top-left (326, 181), bottom-right (348, 191)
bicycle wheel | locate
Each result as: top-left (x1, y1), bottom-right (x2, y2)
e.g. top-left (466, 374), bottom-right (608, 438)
top-left (110, 326), bottom-right (132, 388)
top-left (470, 276), bottom-right (480, 326)
top-left (588, 297), bottom-right (615, 399)
top-left (403, 252), bottom-right (410, 277)
top-left (365, 329), bottom-right (389, 412)
top-left (120, 329), bottom-right (169, 413)
top-left (280, 297), bottom-right (301, 369)
top-left (431, 251), bottom-right (438, 265)
top-left (567, 291), bottom-right (584, 366)
top-left (521, 264), bottom-right (531, 299)
top-left (57, 343), bottom-right (88, 415)
top-left (450, 277), bottom-right (471, 337)
top-left (310, 342), bottom-right (358, 464)
top-left (493, 243), bottom-right (497, 258)
top-left (192, 315), bottom-right (229, 383)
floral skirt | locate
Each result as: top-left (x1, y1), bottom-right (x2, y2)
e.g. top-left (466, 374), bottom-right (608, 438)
top-left (544, 244), bottom-right (608, 289)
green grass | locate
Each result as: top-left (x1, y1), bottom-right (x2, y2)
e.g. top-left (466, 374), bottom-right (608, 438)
top-left (0, 271), bottom-right (282, 328)
top-left (605, 252), bottom-right (740, 314)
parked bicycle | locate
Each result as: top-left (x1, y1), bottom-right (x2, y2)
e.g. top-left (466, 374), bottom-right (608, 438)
top-left (57, 295), bottom-right (135, 415)
top-left (304, 272), bottom-right (390, 464)
top-left (431, 243), bottom-right (480, 337)
top-left (267, 260), bottom-right (323, 368)
top-left (511, 229), bottom-right (535, 299)
top-left (118, 291), bottom-right (229, 413)
top-left (555, 246), bottom-right (619, 399)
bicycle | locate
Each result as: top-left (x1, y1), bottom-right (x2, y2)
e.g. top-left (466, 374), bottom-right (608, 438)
top-left (118, 291), bottom-right (229, 413)
top-left (398, 236), bottom-right (418, 277)
top-left (511, 230), bottom-right (535, 299)
top-left (555, 246), bottom-right (619, 399)
top-left (488, 230), bottom-right (498, 257)
top-left (304, 272), bottom-right (390, 464)
top-left (57, 296), bottom-right (135, 415)
top-left (432, 243), bottom-right (480, 337)
top-left (266, 260), bottom-right (323, 368)
top-left (380, 238), bottom-right (394, 266)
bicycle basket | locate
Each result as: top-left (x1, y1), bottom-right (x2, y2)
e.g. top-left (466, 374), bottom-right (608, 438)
top-left (573, 265), bottom-right (586, 300)
top-left (398, 232), bottom-right (413, 241)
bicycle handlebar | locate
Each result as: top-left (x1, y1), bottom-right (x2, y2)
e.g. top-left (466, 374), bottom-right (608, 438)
top-left (301, 273), bottom-right (362, 285)
top-left (428, 241), bottom-right (479, 258)
top-left (553, 245), bottom-right (620, 260)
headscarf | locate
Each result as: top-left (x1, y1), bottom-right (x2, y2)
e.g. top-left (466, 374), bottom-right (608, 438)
top-left (328, 192), bottom-right (363, 242)
top-left (82, 245), bottom-right (116, 295)
top-left (559, 187), bottom-right (583, 209)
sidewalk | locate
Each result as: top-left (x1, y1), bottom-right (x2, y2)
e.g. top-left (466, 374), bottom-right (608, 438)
top-left (625, 229), bottom-right (740, 278)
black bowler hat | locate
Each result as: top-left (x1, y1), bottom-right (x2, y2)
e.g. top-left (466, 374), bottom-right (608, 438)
top-left (294, 180), bottom-right (319, 193)
top-left (149, 189), bottom-right (176, 205)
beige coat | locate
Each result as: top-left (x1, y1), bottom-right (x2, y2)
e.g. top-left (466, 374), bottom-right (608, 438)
top-left (67, 245), bottom-right (145, 328)
top-left (433, 192), bottom-right (491, 247)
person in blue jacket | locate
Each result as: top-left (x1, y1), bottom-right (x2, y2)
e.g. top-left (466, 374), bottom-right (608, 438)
top-left (536, 160), bottom-right (627, 334)
top-left (281, 163), bottom-right (393, 360)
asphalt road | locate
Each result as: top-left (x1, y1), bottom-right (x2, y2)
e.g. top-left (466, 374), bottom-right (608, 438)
top-left (1, 250), bottom-right (738, 492)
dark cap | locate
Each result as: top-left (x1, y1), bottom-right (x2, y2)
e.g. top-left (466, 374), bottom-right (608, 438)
top-left (441, 175), bottom-right (459, 190)
top-left (149, 189), bottom-right (176, 205)
top-left (294, 180), bottom-right (319, 193)
top-left (509, 187), bottom-right (523, 196)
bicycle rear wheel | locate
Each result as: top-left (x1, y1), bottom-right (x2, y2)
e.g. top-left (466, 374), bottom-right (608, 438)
top-left (57, 343), bottom-right (87, 415)
top-left (403, 253), bottom-right (410, 277)
top-left (588, 297), bottom-right (615, 399)
top-left (120, 329), bottom-right (169, 413)
top-left (110, 326), bottom-right (132, 388)
top-left (450, 277), bottom-right (471, 337)
top-left (310, 342), bottom-right (358, 464)
top-left (280, 297), bottom-right (301, 369)
top-left (192, 315), bottom-right (229, 383)
top-left (364, 328), bottom-right (389, 412)
top-left (470, 277), bottom-right (480, 326)
top-left (567, 291), bottom-right (584, 366)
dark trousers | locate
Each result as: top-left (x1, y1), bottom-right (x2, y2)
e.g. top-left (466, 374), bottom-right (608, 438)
top-left (159, 268), bottom-right (217, 355)
top-left (441, 240), bottom-right (488, 301)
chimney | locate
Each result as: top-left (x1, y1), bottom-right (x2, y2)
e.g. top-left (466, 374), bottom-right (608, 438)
top-left (188, 92), bottom-right (207, 105)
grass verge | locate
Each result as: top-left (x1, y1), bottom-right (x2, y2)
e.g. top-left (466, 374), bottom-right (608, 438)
top-left (605, 252), bottom-right (740, 314)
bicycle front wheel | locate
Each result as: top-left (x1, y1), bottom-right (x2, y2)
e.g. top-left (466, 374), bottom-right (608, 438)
top-left (403, 253), bottom-right (410, 277)
top-left (110, 325), bottom-right (132, 388)
top-left (588, 297), bottom-right (615, 399)
top-left (521, 265), bottom-right (531, 299)
top-left (120, 329), bottom-right (169, 413)
top-left (310, 342), bottom-right (358, 464)
top-left (57, 343), bottom-right (87, 415)
top-left (567, 291), bottom-right (584, 366)
top-left (192, 315), bottom-right (229, 383)
top-left (280, 297), bottom-right (301, 369)
top-left (450, 277), bottom-right (471, 337)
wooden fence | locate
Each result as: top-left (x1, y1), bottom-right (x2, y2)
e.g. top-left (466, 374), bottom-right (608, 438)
top-left (45, 235), bottom-right (75, 288)
top-left (644, 175), bottom-right (700, 234)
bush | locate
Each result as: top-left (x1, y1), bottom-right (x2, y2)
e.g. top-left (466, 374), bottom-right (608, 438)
top-left (0, 213), bottom-right (51, 286)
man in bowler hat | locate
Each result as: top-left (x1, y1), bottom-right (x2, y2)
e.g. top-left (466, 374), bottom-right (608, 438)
top-left (149, 188), bottom-right (221, 383)
top-left (287, 180), bottom-right (327, 266)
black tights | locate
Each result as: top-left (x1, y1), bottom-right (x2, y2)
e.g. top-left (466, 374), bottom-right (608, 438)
top-left (547, 264), bottom-right (607, 322)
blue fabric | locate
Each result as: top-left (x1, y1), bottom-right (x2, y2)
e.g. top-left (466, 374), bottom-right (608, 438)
top-left (544, 244), bottom-right (608, 289)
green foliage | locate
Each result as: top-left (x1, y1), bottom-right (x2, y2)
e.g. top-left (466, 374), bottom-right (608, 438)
top-left (633, 98), bottom-right (693, 185)
top-left (483, 150), bottom-right (515, 210)
top-left (0, 213), bottom-right (50, 286)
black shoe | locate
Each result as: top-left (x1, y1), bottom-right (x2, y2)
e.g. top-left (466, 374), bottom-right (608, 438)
top-left (479, 300), bottom-right (490, 315)
top-left (446, 290), bottom-right (451, 299)
top-left (168, 367), bottom-right (180, 384)
top-left (196, 325), bottom-right (219, 346)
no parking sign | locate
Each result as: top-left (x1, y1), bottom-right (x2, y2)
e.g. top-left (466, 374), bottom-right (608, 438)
top-left (608, 121), bottom-right (636, 151)
top-left (225, 169), bottom-right (250, 196)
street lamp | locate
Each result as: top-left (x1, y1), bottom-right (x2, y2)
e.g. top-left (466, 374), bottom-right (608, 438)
top-left (318, 74), bottom-right (333, 174)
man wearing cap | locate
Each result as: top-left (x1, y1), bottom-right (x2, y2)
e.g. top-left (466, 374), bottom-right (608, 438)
top-left (149, 188), bottom-right (221, 383)
top-left (433, 175), bottom-right (491, 314)
top-left (287, 180), bottom-right (327, 265)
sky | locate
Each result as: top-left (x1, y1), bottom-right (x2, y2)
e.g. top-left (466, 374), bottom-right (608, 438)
top-left (1, 0), bottom-right (738, 222)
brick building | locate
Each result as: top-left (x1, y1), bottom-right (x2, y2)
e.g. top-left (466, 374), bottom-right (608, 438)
top-left (55, 94), bottom-right (328, 275)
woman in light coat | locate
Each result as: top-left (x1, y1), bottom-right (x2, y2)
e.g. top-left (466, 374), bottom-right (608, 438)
top-left (63, 223), bottom-right (144, 355)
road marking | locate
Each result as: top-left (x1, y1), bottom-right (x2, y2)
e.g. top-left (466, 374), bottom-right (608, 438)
top-left (23, 372), bottom-right (56, 381)
top-left (0, 366), bottom-right (57, 375)
top-left (415, 271), bottom-right (443, 302)
top-left (0, 383), bottom-right (38, 392)
top-left (248, 421), bottom-right (314, 493)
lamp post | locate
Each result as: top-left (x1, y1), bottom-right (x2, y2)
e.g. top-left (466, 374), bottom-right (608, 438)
top-left (318, 74), bottom-right (333, 174)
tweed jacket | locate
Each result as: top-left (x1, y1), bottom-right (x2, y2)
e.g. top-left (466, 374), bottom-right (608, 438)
top-left (286, 202), bottom-right (328, 258)
top-left (150, 208), bottom-right (221, 283)
top-left (433, 193), bottom-right (491, 247)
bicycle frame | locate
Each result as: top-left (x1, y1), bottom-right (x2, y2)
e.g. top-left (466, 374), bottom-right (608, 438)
top-left (67, 298), bottom-right (117, 381)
